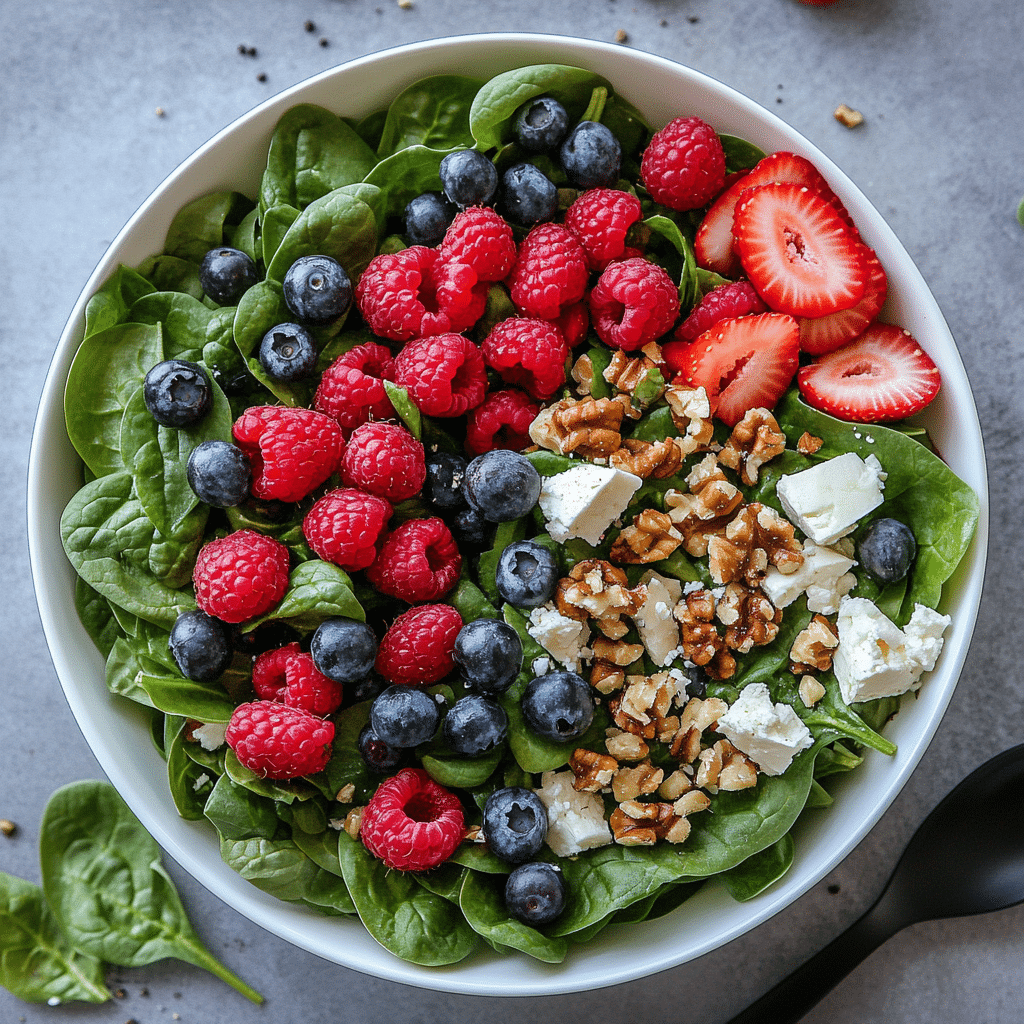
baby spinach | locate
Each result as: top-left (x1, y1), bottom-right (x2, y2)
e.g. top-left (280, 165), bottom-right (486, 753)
top-left (140, 672), bottom-right (236, 723)
top-left (243, 559), bottom-right (363, 632)
top-left (218, 834), bottom-right (324, 903)
top-left (127, 290), bottom-right (213, 361)
top-left (720, 133), bottom-right (767, 173)
top-left (136, 253), bottom-right (204, 298)
top-left (164, 715), bottom-right (215, 820)
top-left (376, 75), bottom-right (482, 156)
top-left (83, 264), bottom-right (155, 339)
top-left (162, 190), bottom-right (254, 265)
top-left (721, 834), bottom-right (796, 902)
top-left (74, 577), bottom-right (122, 658)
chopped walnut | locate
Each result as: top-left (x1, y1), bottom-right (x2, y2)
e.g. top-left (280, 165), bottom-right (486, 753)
top-left (593, 616), bottom-right (631, 640)
top-left (664, 383), bottom-right (716, 457)
top-left (343, 806), bottom-right (365, 839)
top-left (658, 769), bottom-right (695, 801)
top-left (707, 502), bottom-right (804, 587)
top-left (462, 824), bottom-right (485, 843)
top-left (797, 431), bottom-right (824, 455)
top-left (790, 614), bottom-right (839, 674)
top-left (716, 581), bottom-right (783, 654)
top-left (334, 783), bottom-right (356, 803)
top-left (603, 349), bottom-right (665, 409)
top-left (610, 800), bottom-right (680, 846)
top-left (605, 727), bottom-right (650, 761)
top-left (592, 637), bottom-right (646, 667)
top-left (718, 408), bottom-right (787, 486)
top-left (609, 508), bottom-right (684, 564)
top-left (799, 674), bottom-right (827, 707)
top-left (610, 672), bottom-right (677, 738)
top-left (590, 659), bottom-right (626, 694)
top-left (609, 436), bottom-right (685, 479)
top-left (570, 748), bottom-right (618, 792)
top-left (672, 587), bottom-right (738, 680)
top-left (672, 789), bottom-right (712, 817)
top-left (555, 558), bottom-right (647, 625)
top-left (669, 695), bottom-right (729, 762)
top-left (570, 353), bottom-right (595, 395)
top-left (834, 103), bottom-right (864, 128)
top-left (665, 454), bottom-right (744, 557)
top-left (529, 396), bottom-right (624, 459)
top-left (717, 741), bottom-right (759, 791)
top-left (612, 761), bottom-right (664, 801)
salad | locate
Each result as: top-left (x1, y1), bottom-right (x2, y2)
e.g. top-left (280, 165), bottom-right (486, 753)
top-left (59, 63), bottom-right (979, 967)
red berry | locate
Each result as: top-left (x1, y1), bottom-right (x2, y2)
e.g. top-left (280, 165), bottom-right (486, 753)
top-left (798, 249), bottom-right (888, 355)
top-left (464, 389), bottom-right (540, 456)
top-left (550, 301), bottom-right (590, 348)
top-left (437, 206), bottom-right (517, 281)
top-left (360, 767), bottom-right (465, 871)
top-left (588, 257), bottom-right (680, 351)
top-left (640, 116), bottom-right (726, 212)
top-left (314, 342), bottom-right (395, 434)
top-left (226, 700), bottom-right (334, 780)
top-left (674, 280), bottom-right (768, 342)
top-left (376, 604), bottom-right (463, 686)
top-left (252, 642), bottom-right (344, 716)
top-left (797, 321), bottom-right (941, 423)
top-left (563, 188), bottom-right (643, 270)
top-left (193, 529), bottom-right (290, 624)
top-left (482, 318), bottom-right (569, 400)
top-left (508, 223), bottom-right (588, 320)
top-left (391, 333), bottom-right (488, 418)
top-left (302, 487), bottom-right (393, 571)
top-left (366, 517), bottom-right (461, 603)
top-left (232, 405), bottom-right (344, 503)
top-left (339, 421), bottom-right (426, 504)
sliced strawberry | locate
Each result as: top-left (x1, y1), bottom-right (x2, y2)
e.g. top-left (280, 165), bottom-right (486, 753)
top-left (797, 321), bottom-right (941, 422)
top-left (798, 248), bottom-right (888, 354)
top-left (678, 312), bottom-right (800, 427)
top-left (733, 183), bottom-right (868, 317)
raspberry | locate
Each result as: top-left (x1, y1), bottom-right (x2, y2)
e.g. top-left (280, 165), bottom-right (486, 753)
top-left (464, 389), bottom-right (540, 456)
top-left (193, 529), bottom-right (290, 624)
top-left (507, 223), bottom-right (588, 320)
top-left (225, 700), bottom-right (335, 780)
top-left (232, 405), bottom-right (344, 503)
top-left (375, 603), bottom-right (463, 686)
top-left (563, 188), bottom-right (643, 270)
top-left (481, 318), bottom-right (569, 400)
top-left (252, 642), bottom-right (344, 716)
top-left (437, 206), bottom-right (517, 281)
top-left (640, 115), bottom-right (727, 212)
top-left (339, 421), bottom-right (426, 504)
top-left (673, 280), bottom-right (769, 342)
top-left (314, 342), bottom-right (395, 434)
top-left (302, 487), bottom-right (392, 571)
top-left (391, 333), bottom-right (488, 418)
top-left (550, 301), bottom-right (589, 348)
top-left (354, 246), bottom-right (486, 340)
top-left (365, 517), bottom-right (461, 603)
top-left (588, 257), bottom-right (681, 351)
top-left (359, 767), bottom-right (465, 871)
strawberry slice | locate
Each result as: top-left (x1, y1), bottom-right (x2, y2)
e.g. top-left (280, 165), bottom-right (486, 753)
top-left (798, 248), bottom-right (888, 354)
top-left (797, 321), bottom-right (941, 422)
top-left (733, 182), bottom-right (868, 317)
top-left (678, 312), bottom-right (800, 427)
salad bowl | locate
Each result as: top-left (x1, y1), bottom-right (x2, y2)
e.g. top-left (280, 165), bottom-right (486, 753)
top-left (27, 33), bottom-right (988, 996)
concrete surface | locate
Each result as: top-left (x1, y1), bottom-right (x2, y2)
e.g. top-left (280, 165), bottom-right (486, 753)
top-left (2, 1), bottom-right (1023, 1022)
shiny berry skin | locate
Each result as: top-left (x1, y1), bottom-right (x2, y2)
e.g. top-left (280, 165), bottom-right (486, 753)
top-left (259, 322), bottom-right (318, 382)
top-left (282, 254), bottom-right (351, 324)
top-left (339, 421), bottom-right (426, 504)
top-left (391, 333), bottom-right (488, 418)
top-left (186, 440), bottom-right (251, 507)
top-left (423, 451), bottom-right (468, 513)
top-left (463, 450), bottom-right (542, 523)
top-left (501, 162), bottom-right (558, 225)
top-left (508, 223), bottom-right (588, 321)
top-left (482, 318), bottom-right (569, 401)
top-left (857, 518), bottom-right (917, 583)
top-left (357, 723), bottom-right (406, 773)
top-left (313, 342), bottom-right (395, 435)
top-left (168, 610), bottom-right (232, 682)
top-left (482, 787), bottom-right (548, 864)
top-left (495, 540), bottom-right (559, 609)
top-left (564, 187), bottom-right (644, 271)
top-left (521, 671), bottom-right (594, 742)
top-left (640, 115), bottom-right (727, 212)
top-left (453, 618), bottom-right (523, 696)
top-left (464, 389), bottom-right (539, 457)
top-left (365, 517), bottom-right (462, 603)
top-left (199, 246), bottom-right (259, 305)
top-left (404, 191), bottom-right (456, 247)
top-left (674, 280), bottom-right (769, 342)
top-left (369, 685), bottom-right (442, 749)
top-left (375, 603), bottom-right (463, 687)
top-left (439, 148), bottom-right (498, 208)
top-left (310, 617), bottom-right (378, 684)
top-left (143, 359), bottom-right (213, 427)
top-left (514, 95), bottom-right (569, 152)
top-left (505, 862), bottom-right (566, 925)
top-left (225, 700), bottom-right (334, 780)
top-left (251, 642), bottom-right (344, 716)
top-left (443, 695), bottom-right (508, 757)
top-left (588, 257), bottom-right (681, 351)
top-left (450, 505), bottom-right (491, 549)
top-left (560, 121), bottom-right (622, 189)
top-left (302, 487), bottom-right (392, 571)
top-left (437, 206), bottom-right (517, 282)
top-left (193, 529), bottom-right (290, 624)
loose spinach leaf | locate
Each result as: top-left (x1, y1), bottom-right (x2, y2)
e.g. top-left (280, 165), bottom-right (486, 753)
top-left (39, 781), bottom-right (262, 1003)
top-left (377, 75), bottom-right (482, 157)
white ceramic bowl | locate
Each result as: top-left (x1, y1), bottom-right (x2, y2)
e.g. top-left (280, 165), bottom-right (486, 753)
top-left (28, 33), bottom-right (988, 996)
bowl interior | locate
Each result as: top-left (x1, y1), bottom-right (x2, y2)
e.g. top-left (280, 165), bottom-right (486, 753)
top-left (28, 32), bottom-right (988, 996)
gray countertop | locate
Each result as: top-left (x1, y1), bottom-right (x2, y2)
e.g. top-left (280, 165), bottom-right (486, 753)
top-left (3, 1), bottom-right (1022, 1022)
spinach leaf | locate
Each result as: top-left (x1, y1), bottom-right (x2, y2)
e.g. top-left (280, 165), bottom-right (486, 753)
top-left (313, 702), bottom-right (380, 803)
top-left (259, 203), bottom-right (301, 269)
top-left (139, 672), bottom-right (236, 723)
top-left (223, 749), bottom-right (318, 805)
top-left (0, 872), bottom-right (111, 1004)
top-left (74, 576), bottom-right (122, 658)
top-left (382, 380), bottom-right (423, 439)
top-left (104, 617), bottom-right (177, 707)
top-left (218, 834), bottom-right (324, 902)
top-left (163, 191), bottom-right (254, 264)
top-left (233, 279), bottom-right (290, 358)
top-left (448, 576), bottom-right (501, 622)
top-left (136, 253), bottom-right (204, 298)
top-left (720, 133), bottom-right (767, 173)
top-left (127, 291), bottom-right (213, 361)
top-left (421, 743), bottom-right (504, 789)
top-left (243, 559), bottom-right (363, 632)
top-left (39, 781), bottom-right (262, 1003)
top-left (229, 206), bottom-right (260, 264)
top-left (720, 834), bottom-right (795, 901)
top-left (164, 715), bottom-right (216, 820)
top-left (377, 75), bottom-right (482, 156)
top-left (84, 264), bottom-right (155, 339)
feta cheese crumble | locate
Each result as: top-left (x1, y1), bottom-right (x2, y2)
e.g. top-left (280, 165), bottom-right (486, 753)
top-left (633, 570), bottom-right (683, 667)
top-left (537, 464), bottom-right (642, 545)
top-left (527, 603), bottom-right (591, 672)
top-left (761, 538), bottom-right (857, 615)
top-left (716, 682), bottom-right (813, 776)
top-left (535, 769), bottom-right (613, 856)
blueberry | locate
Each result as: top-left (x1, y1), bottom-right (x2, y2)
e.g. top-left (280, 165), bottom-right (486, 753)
top-left (443, 695), bottom-right (508, 757)
top-left (501, 163), bottom-right (558, 225)
top-left (424, 451), bottom-right (468, 513)
top-left (680, 663), bottom-right (708, 700)
top-left (521, 671), bottom-right (594, 742)
top-left (186, 440), bottom-right (251, 507)
top-left (199, 246), bottom-right (260, 306)
top-left (369, 685), bottom-right (442, 749)
top-left (454, 618), bottom-right (523, 695)
top-left (229, 621), bottom-right (301, 659)
top-left (463, 450), bottom-right (542, 523)
top-left (168, 610), bottom-right (232, 682)
top-left (439, 149), bottom-right (498, 208)
top-left (310, 617), bottom-right (377, 684)
top-left (560, 121), bottom-right (622, 189)
top-left (258, 322), bottom-right (318, 382)
top-left (282, 254), bottom-right (352, 324)
top-left (482, 786), bottom-right (548, 864)
top-left (357, 723), bottom-right (406, 773)
top-left (450, 505), bottom-right (492, 548)
top-left (347, 673), bottom-right (386, 705)
top-left (495, 540), bottom-right (559, 608)
top-left (404, 191), bottom-right (456, 247)
top-left (505, 862), bottom-right (566, 925)
top-left (514, 96), bottom-right (569, 152)
top-left (858, 518), bottom-right (917, 583)
top-left (143, 359), bottom-right (213, 428)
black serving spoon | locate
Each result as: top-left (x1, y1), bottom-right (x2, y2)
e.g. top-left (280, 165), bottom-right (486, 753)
top-left (727, 743), bottom-right (1024, 1024)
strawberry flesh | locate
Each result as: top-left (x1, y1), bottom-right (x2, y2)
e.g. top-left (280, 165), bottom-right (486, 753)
top-left (798, 248), bottom-right (888, 354)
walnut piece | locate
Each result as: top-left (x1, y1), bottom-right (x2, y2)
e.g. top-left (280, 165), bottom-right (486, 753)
top-left (695, 739), bottom-right (759, 791)
top-left (672, 588), bottom-right (738, 680)
top-left (664, 383), bottom-right (716, 457)
top-left (609, 437), bottom-right (684, 479)
top-left (611, 761), bottom-right (664, 801)
top-left (797, 431), bottom-right (824, 455)
top-left (570, 748), bottom-right (618, 792)
top-left (665, 454), bottom-right (744, 557)
top-left (592, 637), bottom-right (646, 667)
top-left (529, 397), bottom-right (624, 459)
top-left (609, 508), bottom-right (684, 564)
top-left (716, 581), bottom-right (783, 654)
top-left (799, 674), bottom-right (827, 708)
top-left (603, 349), bottom-right (665, 409)
top-left (790, 614), bottom-right (840, 674)
top-left (590, 659), bottom-right (626, 694)
top-left (555, 558), bottom-right (647, 624)
top-left (834, 103), bottom-right (864, 128)
top-left (610, 800), bottom-right (680, 846)
top-left (609, 672), bottom-right (677, 738)
top-left (707, 502), bottom-right (804, 587)
top-left (718, 408), bottom-right (786, 486)
top-left (605, 727), bottom-right (650, 761)
top-left (669, 695), bottom-right (729, 762)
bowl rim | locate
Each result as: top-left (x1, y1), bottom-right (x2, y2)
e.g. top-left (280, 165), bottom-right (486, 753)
top-left (28, 31), bottom-right (989, 996)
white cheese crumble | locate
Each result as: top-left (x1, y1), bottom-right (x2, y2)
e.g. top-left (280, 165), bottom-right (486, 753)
top-left (716, 682), bottom-right (813, 776)
top-left (632, 570), bottom-right (683, 667)
top-left (527, 603), bottom-right (591, 672)
top-left (535, 769), bottom-right (613, 857)
top-left (761, 538), bottom-right (857, 615)
top-left (537, 464), bottom-right (642, 545)
top-left (192, 721), bottom-right (227, 750)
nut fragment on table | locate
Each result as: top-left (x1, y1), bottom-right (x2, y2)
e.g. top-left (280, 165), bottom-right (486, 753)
top-left (834, 103), bottom-right (864, 128)
top-left (718, 407), bottom-right (787, 486)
